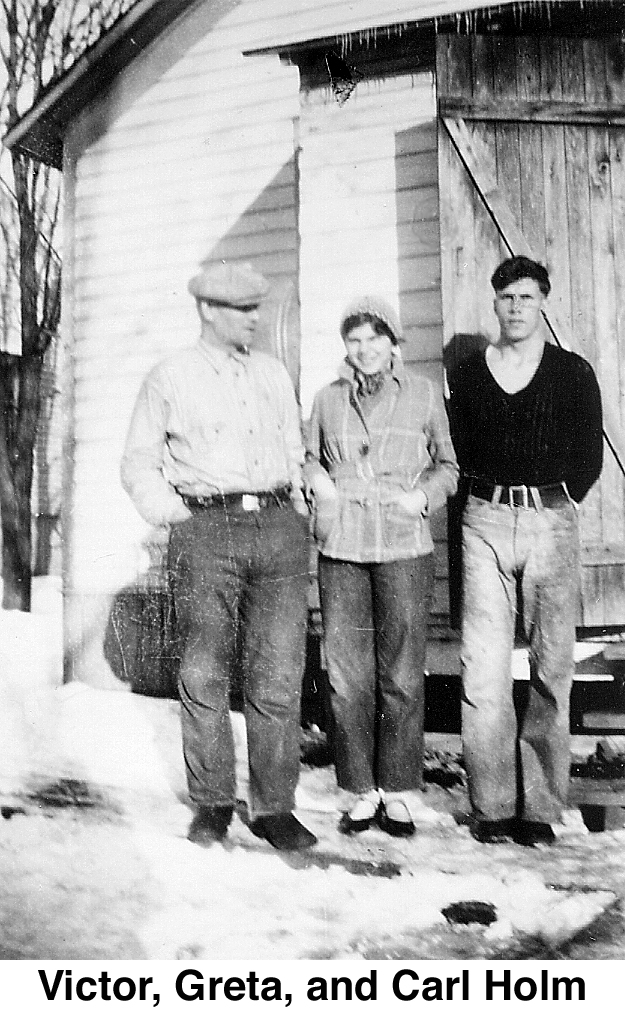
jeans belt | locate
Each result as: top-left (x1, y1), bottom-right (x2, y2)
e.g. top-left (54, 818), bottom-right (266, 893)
top-left (468, 479), bottom-right (569, 510)
top-left (182, 486), bottom-right (291, 512)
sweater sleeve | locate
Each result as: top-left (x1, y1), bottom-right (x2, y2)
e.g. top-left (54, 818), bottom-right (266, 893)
top-left (565, 356), bottom-right (603, 504)
top-left (418, 379), bottom-right (459, 514)
top-left (445, 362), bottom-right (471, 477)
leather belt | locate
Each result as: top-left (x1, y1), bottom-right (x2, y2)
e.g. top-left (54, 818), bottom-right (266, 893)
top-left (182, 486), bottom-right (291, 512)
top-left (468, 478), bottom-right (569, 510)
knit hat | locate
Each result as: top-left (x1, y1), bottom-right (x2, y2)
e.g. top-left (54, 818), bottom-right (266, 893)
top-left (339, 295), bottom-right (403, 343)
top-left (188, 261), bottom-right (269, 307)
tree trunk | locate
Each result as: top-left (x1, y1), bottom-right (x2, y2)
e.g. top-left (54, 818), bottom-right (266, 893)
top-left (0, 145), bottom-right (58, 611)
top-left (0, 0), bottom-right (128, 612)
top-left (0, 352), bottom-right (43, 610)
top-left (0, 495), bottom-right (31, 610)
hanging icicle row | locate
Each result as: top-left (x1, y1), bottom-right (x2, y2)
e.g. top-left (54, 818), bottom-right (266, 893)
top-left (333, 0), bottom-right (591, 58)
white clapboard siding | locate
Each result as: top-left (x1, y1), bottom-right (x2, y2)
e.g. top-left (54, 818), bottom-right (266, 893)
top-left (75, 204), bottom-right (298, 249)
top-left (62, 0), bottom-right (457, 686)
top-left (81, 74), bottom-right (296, 130)
top-left (295, 60), bottom-right (448, 618)
top-left (87, 162), bottom-right (296, 205)
top-left (218, 0), bottom-right (515, 52)
top-left (74, 141), bottom-right (298, 204)
top-left (73, 231), bottom-right (298, 287)
top-left (297, 68), bottom-right (441, 411)
top-left (80, 89), bottom-right (297, 144)
top-left (66, 4), bottom-right (302, 603)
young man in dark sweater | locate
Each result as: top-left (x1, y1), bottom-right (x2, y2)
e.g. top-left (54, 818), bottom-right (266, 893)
top-left (447, 256), bottom-right (603, 846)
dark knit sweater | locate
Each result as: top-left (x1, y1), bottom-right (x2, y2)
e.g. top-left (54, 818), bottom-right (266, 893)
top-left (446, 343), bottom-right (603, 504)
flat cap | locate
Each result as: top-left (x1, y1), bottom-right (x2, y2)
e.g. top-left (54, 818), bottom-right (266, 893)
top-left (188, 262), bottom-right (269, 306)
top-left (340, 294), bottom-right (404, 343)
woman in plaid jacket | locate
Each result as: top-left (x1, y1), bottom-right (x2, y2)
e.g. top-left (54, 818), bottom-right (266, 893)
top-left (305, 296), bottom-right (458, 836)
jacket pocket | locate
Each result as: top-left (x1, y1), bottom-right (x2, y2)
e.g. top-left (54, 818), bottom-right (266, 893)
top-left (313, 498), bottom-right (340, 545)
top-left (382, 502), bottom-right (420, 548)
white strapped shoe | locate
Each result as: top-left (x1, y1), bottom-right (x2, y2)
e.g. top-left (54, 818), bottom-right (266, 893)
top-left (338, 789), bottom-right (381, 835)
top-left (379, 791), bottom-right (442, 837)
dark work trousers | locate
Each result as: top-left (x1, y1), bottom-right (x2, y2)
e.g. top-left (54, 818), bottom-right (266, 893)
top-left (318, 553), bottom-right (434, 795)
top-left (168, 501), bottom-right (309, 819)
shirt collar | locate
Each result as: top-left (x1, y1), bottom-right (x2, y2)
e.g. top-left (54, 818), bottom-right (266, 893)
top-left (197, 336), bottom-right (252, 371)
top-left (338, 346), bottom-right (406, 387)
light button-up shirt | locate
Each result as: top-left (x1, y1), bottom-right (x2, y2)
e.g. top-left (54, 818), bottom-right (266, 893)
top-left (121, 339), bottom-right (305, 526)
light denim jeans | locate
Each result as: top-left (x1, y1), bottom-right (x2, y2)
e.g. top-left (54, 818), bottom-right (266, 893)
top-left (461, 494), bottom-right (580, 823)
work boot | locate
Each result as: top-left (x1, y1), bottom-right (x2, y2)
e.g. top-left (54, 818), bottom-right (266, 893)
top-left (469, 817), bottom-right (516, 844)
top-left (513, 820), bottom-right (556, 846)
top-left (187, 805), bottom-right (233, 847)
top-left (251, 812), bottom-right (317, 851)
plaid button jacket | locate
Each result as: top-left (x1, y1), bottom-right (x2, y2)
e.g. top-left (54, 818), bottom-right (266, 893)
top-left (305, 352), bottom-right (458, 562)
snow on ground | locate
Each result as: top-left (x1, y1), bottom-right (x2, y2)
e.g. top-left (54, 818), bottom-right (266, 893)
top-left (134, 828), bottom-right (616, 959)
top-left (0, 582), bottom-right (624, 960)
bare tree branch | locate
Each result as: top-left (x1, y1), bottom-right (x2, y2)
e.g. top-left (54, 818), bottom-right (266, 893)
top-left (0, 0), bottom-right (138, 608)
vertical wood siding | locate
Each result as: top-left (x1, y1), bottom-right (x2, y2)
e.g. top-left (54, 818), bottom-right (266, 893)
top-left (437, 33), bottom-right (625, 627)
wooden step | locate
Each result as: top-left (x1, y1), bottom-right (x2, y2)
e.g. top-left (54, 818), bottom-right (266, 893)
top-left (602, 643), bottom-right (625, 661)
top-left (569, 777), bottom-right (625, 807)
top-left (425, 638), bottom-right (625, 682)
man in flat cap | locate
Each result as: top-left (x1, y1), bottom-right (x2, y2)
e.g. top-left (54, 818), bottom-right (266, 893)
top-left (121, 261), bottom-right (316, 852)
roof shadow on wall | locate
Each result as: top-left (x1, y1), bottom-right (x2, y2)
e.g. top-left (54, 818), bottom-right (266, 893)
top-left (74, 0), bottom-right (244, 156)
top-left (196, 155), bottom-right (302, 393)
top-left (102, 153), bottom-right (303, 695)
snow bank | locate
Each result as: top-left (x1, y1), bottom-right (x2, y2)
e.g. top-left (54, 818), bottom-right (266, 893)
top-left (0, 580), bottom-right (63, 782)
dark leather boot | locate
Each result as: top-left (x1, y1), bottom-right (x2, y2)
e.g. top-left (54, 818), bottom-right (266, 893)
top-left (513, 820), bottom-right (556, 846)
top-left (469, 817), bottom-right (516, 844)
top-left (250, 813), bottom-right (317, 851)
top-left (187, 805), bottom-right (233, 847)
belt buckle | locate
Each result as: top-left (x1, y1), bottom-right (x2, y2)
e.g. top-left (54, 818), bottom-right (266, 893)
top-left (509, 485), bottom-right (529, 509)
top-left (242, 494), bottom-right (260, 512)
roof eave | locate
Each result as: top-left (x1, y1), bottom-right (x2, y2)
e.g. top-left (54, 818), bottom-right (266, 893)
top-left (4, 0), bottom-right (617, 169)
top-left (3, 0), bottom-right (201, 169)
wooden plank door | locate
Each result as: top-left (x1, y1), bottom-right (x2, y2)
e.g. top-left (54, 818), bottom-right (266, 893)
top-left (437, 33), bottom-right (625, 627)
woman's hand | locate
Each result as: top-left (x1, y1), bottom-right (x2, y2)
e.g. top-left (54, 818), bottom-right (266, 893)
top-left (391, 488), bottom-right (428, 517)
top-left (304, 467), bottom-right (338, 506)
